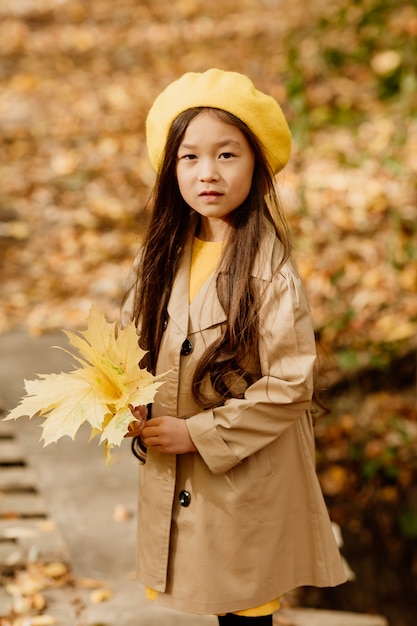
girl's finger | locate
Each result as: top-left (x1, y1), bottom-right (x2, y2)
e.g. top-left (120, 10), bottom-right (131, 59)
top-left (142, 426), bottom-right (159, 439)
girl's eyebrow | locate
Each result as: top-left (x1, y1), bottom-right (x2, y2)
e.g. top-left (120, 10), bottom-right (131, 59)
top-left (179, 139), bottom-right (242, 150)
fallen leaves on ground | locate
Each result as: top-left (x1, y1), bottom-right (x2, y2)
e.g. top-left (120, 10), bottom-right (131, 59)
top-left (0, 560), bottom-right (113, 626)
top-left (316, 388), bottom-right (417, 542)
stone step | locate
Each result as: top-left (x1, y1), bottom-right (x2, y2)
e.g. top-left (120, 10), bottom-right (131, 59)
top-left (0, 439), bottom-right (25, 465)
top-left (0, 466), bottom-right (38, 491)
top-left (0, 518), bottom-right (69, 562)
top-left (0, 492), bottom-right (47, 518)
top-left (0, 420), bottom-right (16, 437)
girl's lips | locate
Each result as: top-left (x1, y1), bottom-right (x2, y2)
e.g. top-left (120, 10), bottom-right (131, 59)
top-left (199, 191), bottom-right (223, 203)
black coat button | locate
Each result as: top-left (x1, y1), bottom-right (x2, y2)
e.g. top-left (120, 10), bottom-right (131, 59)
top-left (179, 490), bottom-right (191, 507)
top-left (180, 338), bottom-right (193, 356)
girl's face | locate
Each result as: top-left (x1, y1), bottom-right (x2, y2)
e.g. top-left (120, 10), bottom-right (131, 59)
top-left (176, 111), bottom-right (255, 241)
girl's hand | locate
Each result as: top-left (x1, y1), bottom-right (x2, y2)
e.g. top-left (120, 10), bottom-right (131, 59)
top-left (141, 416), bottom-right (197, 454)
top-left (124, 404), bottom-right (148, 438)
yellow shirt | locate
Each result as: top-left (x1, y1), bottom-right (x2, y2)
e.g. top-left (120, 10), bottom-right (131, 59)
top-left (146, 237), bottom-right (280, 617)
top-left (189, 236), bottom-right (224, 303)
top-left (145, 588), bottom-right (280, 617)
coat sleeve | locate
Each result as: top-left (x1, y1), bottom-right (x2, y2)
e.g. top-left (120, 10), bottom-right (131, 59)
top-left (185, 264), bottom-right (317, 475)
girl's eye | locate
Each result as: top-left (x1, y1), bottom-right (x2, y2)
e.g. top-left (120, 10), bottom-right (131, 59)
top-left (179, 154), bottom-right (197, 161)
top-left (219, 152), bottom-right (234, 160)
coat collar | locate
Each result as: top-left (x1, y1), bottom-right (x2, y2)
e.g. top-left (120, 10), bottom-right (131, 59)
top-left (166, 213), bottom-right (281, 334)
top-left (166, 215), bottom-right (226, 335)
top-left (166, 230), bottom-right (193, 335)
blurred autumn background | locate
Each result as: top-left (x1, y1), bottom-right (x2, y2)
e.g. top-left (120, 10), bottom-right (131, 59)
top-left (0, 0), bottom-right (416, 624)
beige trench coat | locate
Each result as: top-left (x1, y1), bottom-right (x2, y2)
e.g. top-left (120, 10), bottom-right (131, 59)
top-left (123, 219), bottom-right (346, 615)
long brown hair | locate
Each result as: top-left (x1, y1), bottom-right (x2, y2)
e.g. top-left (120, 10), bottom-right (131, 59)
top-left (132, 107), bottom-right (292, 408)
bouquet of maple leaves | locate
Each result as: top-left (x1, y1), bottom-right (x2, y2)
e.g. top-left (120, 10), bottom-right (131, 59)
top-left (4, 306), bottom-right (163, 466)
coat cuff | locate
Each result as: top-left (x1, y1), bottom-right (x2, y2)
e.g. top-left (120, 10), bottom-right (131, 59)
top-left (185, 410), bottom-right (241, 475)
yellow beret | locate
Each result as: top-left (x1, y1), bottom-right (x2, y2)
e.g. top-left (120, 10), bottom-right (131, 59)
top-left (146, 68), bottom-right (291, 174)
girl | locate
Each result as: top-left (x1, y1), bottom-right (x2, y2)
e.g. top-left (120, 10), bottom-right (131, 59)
top-left (123, 69), bottom-right (346, 625)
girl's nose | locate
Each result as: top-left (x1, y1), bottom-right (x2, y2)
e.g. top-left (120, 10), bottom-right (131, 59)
top-left (198, 159), bottom-right (220, 181)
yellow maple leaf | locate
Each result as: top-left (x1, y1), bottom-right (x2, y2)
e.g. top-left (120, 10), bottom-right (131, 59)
top-left (4, 305), bottom-right (163, 466)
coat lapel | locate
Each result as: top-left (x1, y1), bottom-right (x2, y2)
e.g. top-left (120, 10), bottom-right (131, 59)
top-left (167, 217), bottom-right (279, 335)
top-left (166, 237), bottom-right (192, 336)
top-left (188, 273), bottom-right (226, 333)
top-left (167, 219), bottom-right (227, 335)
